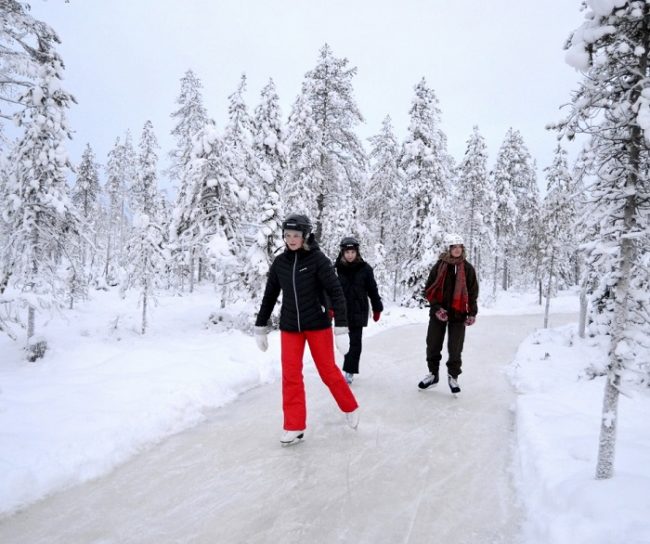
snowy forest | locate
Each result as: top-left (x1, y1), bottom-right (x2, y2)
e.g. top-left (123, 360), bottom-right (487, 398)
top-left (0, 0), bottom-right (648, 483)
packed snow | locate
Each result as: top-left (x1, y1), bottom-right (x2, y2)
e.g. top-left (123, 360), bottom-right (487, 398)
top-left (0, 287), bottom-right (648, 543)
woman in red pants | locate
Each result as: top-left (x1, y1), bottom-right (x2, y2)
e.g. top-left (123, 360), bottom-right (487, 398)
top-left (254, 213), bottom-right (359, 445)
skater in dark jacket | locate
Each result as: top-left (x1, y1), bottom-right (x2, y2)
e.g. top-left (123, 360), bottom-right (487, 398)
top-left (255, 214), bottom-right (359, 445)
top-left (418, 234), bottom-right (479, 394)
top-left (334, 236), bottom-right (383, 384)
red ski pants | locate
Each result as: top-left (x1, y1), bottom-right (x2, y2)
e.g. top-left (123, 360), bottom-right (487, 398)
top-left (280, 328), bottom-right (358, 431)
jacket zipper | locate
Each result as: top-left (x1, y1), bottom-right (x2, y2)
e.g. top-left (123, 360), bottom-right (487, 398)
top-left (292, 252), bottom-right (301, 331)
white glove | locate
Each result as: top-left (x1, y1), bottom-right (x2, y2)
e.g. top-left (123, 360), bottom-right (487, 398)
top-left (254, 326), bottom-right (269, 352)
top-left (334, 326), bottom-right (350, 355)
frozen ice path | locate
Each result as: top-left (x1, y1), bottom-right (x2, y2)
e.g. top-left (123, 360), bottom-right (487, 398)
top-left (0, 313), bottom-right (576, 544)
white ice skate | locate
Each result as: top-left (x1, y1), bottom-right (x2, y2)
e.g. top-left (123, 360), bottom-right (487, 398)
top-left (280, 429), bottom-right (305, 446)
top-left (345, 408), bottom-right (360, 430)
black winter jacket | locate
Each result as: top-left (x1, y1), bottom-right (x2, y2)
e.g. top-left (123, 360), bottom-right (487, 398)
top-left (255, 243), bottom-right (348, 332)
top-left (335, 259), bottom-right (383, 328)
top-left (424, 258), bottom-right (479, 322)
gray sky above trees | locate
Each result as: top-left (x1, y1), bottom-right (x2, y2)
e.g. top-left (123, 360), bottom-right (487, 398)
top-left (30, 0), bottom-right (584, 193)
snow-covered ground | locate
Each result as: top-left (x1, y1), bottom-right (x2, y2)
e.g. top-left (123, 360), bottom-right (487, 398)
top-left (0, 286), bottom-right (647, 543)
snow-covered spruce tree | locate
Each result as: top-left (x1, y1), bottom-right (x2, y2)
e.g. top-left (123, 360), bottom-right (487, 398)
top-left (572, 147), bottom-right (594, 337)
top-left (491, 128), bottom-right (537, 292)
top-left (554, 0), bottom-right (650, 480)
top-left (121, 121), bottom-right (164, 334)
top-left (155, 188), bottom-right (173, 290)
top-left (222, 74), bottom-right (262, 296)
top-left (2, 58), bottom-right (78, 358)
top-left (224, 74), bottom-right (258, 220)
top-left (174, 121), bottom-right (242, 305)
top-left (298, 44), bottom-right (367, 255)
top-left (540, 145), bottom-right (578, 327)
top-left (103, 138), bottom-right (124, 284)
top-left (399, 78), bottom-right (455, 306)
top-left (366, 115), bottom-right (404, 299)
top-left (246, 78), bottom-right (287, 299)
top-left (168, 69), bottom-right (208, 185)
top-left (456, 126), bottom-right (495, 277)
top-left (285, 92), bottom-right (323, 220)
top-left (167, 70), bottom-right (208, 290)
top-left (0, 0), bottom-right (62, 122)
top-left (71, 143), bottom-right (102, 285)
top-left (0, 136), bottom-right (20, 339)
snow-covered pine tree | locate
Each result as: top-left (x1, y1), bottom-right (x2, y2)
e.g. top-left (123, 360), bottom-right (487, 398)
top-left (0, 0), bottom-right (62, 122)
top-left (167, 69), bottom-right (208, 289)
top-left (246, 78), bottom-right (287, 299)
top-left (2, 54), bottom-right (78, 357)
top-left (71, 143), bottom-right (102, 284)
top-left (168, 69), bottom-right (208, 185)
top-left (103, 138), bottom-right (124, 284)
top-left (0, 134), bottom-right (19, 338)
top-left (224, 74), bottom-right (258, 220)
top-left (540, 144), bottom-right (577, 327)
top-left (122, 120), bottom-right (164, 334)
top-left (285, 92), bottom-right (323, 221)
top-left (299, 44), bottom-right (367, 255)
top-left (456, 126), bottom-right (495, 277)
top-left (491, 129), bottom-right (525, 293)
top-left (555, 0), bottom-right (650, 480)
top-left (366, 115), bottom-right (403, 299)
top-left (222, 74), bottom-right (262, 296)
top-left (176, 121), bottom-right (241, 305)
top-left (510, 134), bottom-right (541, 290)
top-left (399, 78), bottom-right (455, 306)
top-left (121, 130), bottom-right (138, 241)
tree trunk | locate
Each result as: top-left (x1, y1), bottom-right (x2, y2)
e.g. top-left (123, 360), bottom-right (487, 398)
top-left (392, 268), bottom-right (399, 302)
top-left (27, 305), bottom-right (35, 341)
top-left (315, 191), bottom-right (325, 242)
top-left (189, 248), bottom-right (195, 294)
top-left (104, 233), bottom-right (112, 281)
top-left (596, 372), bottom-right (621, 479)
top-left (141, 287), bottom-right (148, 335)
top-left (543, 249), bottom-right (555, 328)
top-left (578, 285), bottom-right (587, 339)
top-left (595, 64), bottom-right (643, 477)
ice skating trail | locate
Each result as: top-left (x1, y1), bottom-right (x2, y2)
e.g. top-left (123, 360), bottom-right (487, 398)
top-left (0, 313), bottom-right (577, 544)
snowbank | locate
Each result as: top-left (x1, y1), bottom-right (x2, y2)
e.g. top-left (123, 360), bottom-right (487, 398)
top-left (509, 324), bottom-right (650, 544)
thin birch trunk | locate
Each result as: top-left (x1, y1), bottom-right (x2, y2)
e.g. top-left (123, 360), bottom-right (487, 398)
top-left (543, 249), bottom-right (555, 328)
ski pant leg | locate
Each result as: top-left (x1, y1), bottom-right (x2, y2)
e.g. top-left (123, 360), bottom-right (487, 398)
top-left (342, 326), bottom-right (363, 374)
top-left (306, 328), bottom-right (358, 413)
top-left (445, 321), bottom-right (466, 378)
top-left (426, 317), bottom-right (446, 375)
top-left (280, 331), bottom-right (307, 431)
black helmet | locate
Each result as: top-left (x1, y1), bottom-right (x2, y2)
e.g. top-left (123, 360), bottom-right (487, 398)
top-left (282, 213), bottom-right (312, 237)
top-left (339, 236), bottom-right (360, 250)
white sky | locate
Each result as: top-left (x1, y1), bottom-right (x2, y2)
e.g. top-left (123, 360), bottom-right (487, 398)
top-left (30, 0), bottom-right (586, 192)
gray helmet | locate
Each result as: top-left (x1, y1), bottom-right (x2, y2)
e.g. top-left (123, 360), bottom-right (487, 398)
top-left (340, 236), bottom-right (360, 250)
top-left (282, 213), bottom-right (312, 237)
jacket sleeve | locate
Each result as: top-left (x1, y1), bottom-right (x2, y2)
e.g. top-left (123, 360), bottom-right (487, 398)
top-left (423, 262), bottom-right (441, 310)
top-left (255, 260), bottom-right (281, 327)
top-left (317, 253), bottom-right (348, 328)
top-left (466, 262), bottom-right (479, 316)
top-left (365, 265), bottom-right (383, 313)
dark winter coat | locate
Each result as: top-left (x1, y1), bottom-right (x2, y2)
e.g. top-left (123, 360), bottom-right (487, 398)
top-left (424, 257), bottom-right (479, 322)
top-left (335, 259), bottom-right (383, 328)
top-left (255, 241), bottom-right (348, 332)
